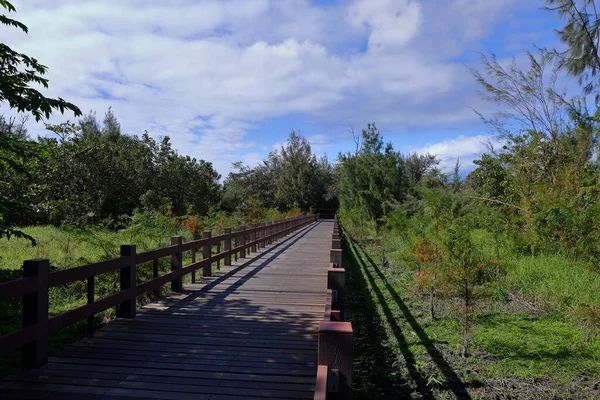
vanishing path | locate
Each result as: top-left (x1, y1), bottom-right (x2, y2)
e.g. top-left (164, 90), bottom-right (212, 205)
top-left (0, 221), bottom-right (334, 400)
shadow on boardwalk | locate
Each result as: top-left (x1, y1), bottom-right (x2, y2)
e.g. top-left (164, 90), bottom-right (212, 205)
top-left (0, 222), bottom-right (329, 400)
top-left (342, 226), bottom-right (475, 400)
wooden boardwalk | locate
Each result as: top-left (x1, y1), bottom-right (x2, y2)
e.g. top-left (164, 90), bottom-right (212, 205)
top-left (1, 220), bottom-right (334, 400)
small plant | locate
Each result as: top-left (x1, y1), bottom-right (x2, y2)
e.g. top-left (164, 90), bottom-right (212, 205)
top-left (442, 219), bottom-right (493, 357)
top-left (573, 304), bottom-right (600, 342)
top-left (408, 235), bottom-right (442, 320)
top-left (182, 215), bottom-right (203, 240)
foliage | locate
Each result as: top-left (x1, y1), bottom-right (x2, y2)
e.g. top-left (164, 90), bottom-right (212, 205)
top-left (337, 123), bottom-right (439, 230)
top-left (182, 215), bottom-right (204, 240)
top-left (222, 130), bottom-right (335, 214)
top-left (469, 50), bottom-right (600, 262)
top-left (441, 219), bottom-right (493, 356)
top-left (0, 1), bottom-right (80, 243)
top-left (5, 110), bottom-right (221, 226)
top-left (545, 0), bottom-right (600, 98)
top-left (0, 1), bottom-right (81, 120)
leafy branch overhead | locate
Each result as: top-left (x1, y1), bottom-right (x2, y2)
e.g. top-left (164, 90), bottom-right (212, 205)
top-left (0, 1), bottom-right (81, 120)
top-left (545, 0), bottom-right (600, 99)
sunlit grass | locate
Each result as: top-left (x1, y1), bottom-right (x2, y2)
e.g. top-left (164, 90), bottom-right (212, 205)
top-left (344, 224), bottom-right (600, 398)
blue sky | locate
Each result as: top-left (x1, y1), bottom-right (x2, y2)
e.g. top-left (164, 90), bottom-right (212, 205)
top-left (3, 0), bottom-right (565, 176)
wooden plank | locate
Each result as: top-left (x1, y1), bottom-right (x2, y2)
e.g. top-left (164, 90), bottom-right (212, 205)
top-left (0, 325), bottom-right (38, 355)
top-left (135, 245), bottom-right (179, 264)
top-left (0, 219), bottom-right (333, 400)
top-left (10, 369), bottom-right (316, 392)
top-left (48, 258), bottom-right (126, 288)
top-left (0, 276), bottom-right (37, 299)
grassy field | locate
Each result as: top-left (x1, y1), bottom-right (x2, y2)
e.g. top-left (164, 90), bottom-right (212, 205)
top-left (342, 224), bottom-right (600, 399)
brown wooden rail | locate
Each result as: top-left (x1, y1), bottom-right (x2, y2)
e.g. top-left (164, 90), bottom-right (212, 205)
top-left (314, 216), bottom-right (354, 400)
top-left (0, 214), bottom-right (316, 369)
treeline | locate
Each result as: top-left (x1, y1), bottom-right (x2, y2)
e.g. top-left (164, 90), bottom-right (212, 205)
top-left (2, 110), bottom-right (220, 227)
top-left (1, 111), bottom-right (337, 236)
top-left (222, 131), bottom-right (336, 215)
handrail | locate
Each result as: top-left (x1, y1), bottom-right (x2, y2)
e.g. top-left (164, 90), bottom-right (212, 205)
top-left (0, 214), bottom-right (317, 368)
top-left (314, 215), bottom-right (353, 400)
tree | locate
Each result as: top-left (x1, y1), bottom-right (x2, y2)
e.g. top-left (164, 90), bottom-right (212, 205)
top-left (442, 219), bottom-right (492, 357)
top-left (545, 0), bottom-right (600, 99)
top-left (470, 51), bottom-right (569, 140)
top-left (276, 131), bottom-right (323, 211)
top-left (337, 123), bottom-right (405, 227)
top-left (1, 1), bottom-right (81, 242)
top-left (35, 111), bottom-right (221, 225)
top-left (337, 123), bottom-right (440, 229)
top-left (470, 50), bottom-right (600, 259)
top-left (0, 116), bottom-right (37, 242)
top-left (421, 188), bottom-right (453, 320)
top-left (221, 154), bottom-right (281, 213)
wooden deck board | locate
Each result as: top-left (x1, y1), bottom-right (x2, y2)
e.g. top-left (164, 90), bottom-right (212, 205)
top-left (1, 220), bottom-right (333, 400)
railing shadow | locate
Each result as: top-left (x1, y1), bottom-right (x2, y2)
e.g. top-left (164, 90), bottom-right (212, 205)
top-left (174, 221), bottom-right (322, 308)
top-left (344, 228), bottom-right (476, 399)
top-left (0, 221), bottom-right (326, 398)
top-left (343, 233), bottom-right (434, 399)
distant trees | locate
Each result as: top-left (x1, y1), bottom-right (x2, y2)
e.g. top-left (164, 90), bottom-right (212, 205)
top-left (222, 131), bottom-right (335, 215)
top-left (5, 110), bottom-right (221, 227)
top-left (337, 123), bottom-right (440, 230)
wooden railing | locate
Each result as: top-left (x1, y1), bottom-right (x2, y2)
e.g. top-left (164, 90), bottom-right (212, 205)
top-left (314, 216), bottom-right (353, 400)
top-left (0, 214), bottom-right (316, 369)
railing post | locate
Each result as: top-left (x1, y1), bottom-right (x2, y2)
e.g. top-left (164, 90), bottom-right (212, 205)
top-left (267, 221), bottom-right (272, 245)
top-left (171, 236), bottom-right (183, 292)
top-left (240, 226), bottom-right (246, 258)
top-left (117, 245), bottom-right (137, 319)
top-left (251, 224), bottom-right (257, 253)
top-left (258, 223), bottom-right (264, 249)
top-left (216, 242), bottom-right (221, 270)
top-left (87, 276), bottom-right (94, 337)
top-left (330, 249), bottom-right (342, 268)
top-left (203, 231), bottom-right (212, 276)
top-left (22, 259), bottom-right (49, 369)
top-left (328, 267), bottom-right (346, 321)
top-left (191, 246), bottom-right (197, 284)
top-left (332, 238), bottom-right (341, 250)
top-left (153, 259), bottom-right (159, 301)
top-left (318, 321), bottom-right (353, 399)
top-left (224, 228), bottom-right (232, 266)
top-left (234, 231), bottom-right (239, 262)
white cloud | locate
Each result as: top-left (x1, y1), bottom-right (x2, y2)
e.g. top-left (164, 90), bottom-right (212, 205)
top-left (2, 0), bottom-right (540, 176)
top-left (348, 0), bottom-right (422, 50)
top-left (307, 134), bottom-right (333, 153)
top-left (411, 135), bottom-right (503, 172)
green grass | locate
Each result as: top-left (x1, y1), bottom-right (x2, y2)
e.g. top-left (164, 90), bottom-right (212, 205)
top-left (506, 255), bottom-right (600, 309)
top-left (0, 225), bottom-right (186, 271)
top-left (474, 313), bottom-right (600, 381)
top-left (343, 224), bottom-right (600, 399)
top-left (470, 229), bottom-right (600, 310)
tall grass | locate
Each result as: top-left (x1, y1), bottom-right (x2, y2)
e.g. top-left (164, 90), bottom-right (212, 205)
top-left (470, 229), bottom-right (600, 311)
